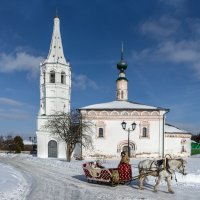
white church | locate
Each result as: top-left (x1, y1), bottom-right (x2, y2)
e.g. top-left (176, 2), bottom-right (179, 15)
top-left (36, 16), bottom-right (191, 159)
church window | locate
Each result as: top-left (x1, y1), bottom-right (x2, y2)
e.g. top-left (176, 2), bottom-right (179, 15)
top-left (140, 121), bottom-right (150, 139)
top-left (50, 71), bottom-right (55, 83)
top-left (98, 128), bottom-right (104, 137)
top-left (121, 91), bottom-right (124, 99)
top-left (96, 121), bottom-right (106, 138)
top-left (61, 72), bottom-right (66, 84)
top-left (142, 127), bottom-right (147, 137)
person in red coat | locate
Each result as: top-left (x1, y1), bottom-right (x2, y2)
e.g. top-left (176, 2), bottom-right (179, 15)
top-left (118, 151), bottom-right (132, 182)
top-left (119, 151), bottom-right (130, 165)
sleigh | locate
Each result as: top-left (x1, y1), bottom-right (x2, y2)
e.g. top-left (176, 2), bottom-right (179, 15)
top-left (82, 162), bottom-right (132, 186)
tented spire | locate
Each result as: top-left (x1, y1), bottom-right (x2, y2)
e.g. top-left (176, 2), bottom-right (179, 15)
top-left (45, 17), bottom-right (67, 65)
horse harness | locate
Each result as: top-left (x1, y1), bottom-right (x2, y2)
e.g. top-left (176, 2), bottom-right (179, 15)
top-left (155, 158), bottom-right (185, 181)
top-left (147, 158), bottom-right (170, 174)
top-left (146, 158), bottom-right (174, 180)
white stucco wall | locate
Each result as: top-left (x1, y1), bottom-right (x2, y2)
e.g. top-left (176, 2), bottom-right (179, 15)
top-left (165, 134), bottom-right (191, 157)
top-left (37, 114), bottom-right (68, 159)
top-left (36, 130), bottom-right (66, 159)
top-left (81, 109), bottom-right (165, 158)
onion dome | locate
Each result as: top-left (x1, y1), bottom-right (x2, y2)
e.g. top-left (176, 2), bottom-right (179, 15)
top-left (117, 60), bottom-right (127, 72)
top-left (117, 42), bottom-right (128, 72)
top-left (116, 42), bottom-right (128, 81)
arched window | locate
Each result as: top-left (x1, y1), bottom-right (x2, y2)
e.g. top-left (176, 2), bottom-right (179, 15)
top-left (98, 128), bottom-right (104, 137)
top-left (142, 127), bottom-right (147, 137)
top-left (121, 91), bottom-right (124, 99)
top-left (140, 121), bottom-right (150, 139)
top-left (43, 72), bottom-right (46, 84)
top-left (96, 121), bottom-right (105, 138)
top-left (61, 72), bottom-right (66, 84)
top-left (50, 71), bottom-right (55, 83)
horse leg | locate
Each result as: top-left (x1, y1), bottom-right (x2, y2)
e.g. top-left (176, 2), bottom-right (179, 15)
top-left (166, 176), bottom-right (174, 194)
top-left (153, 175), bottom-right (161, 192)
top-left (139, 175), bottom-right (145, 190)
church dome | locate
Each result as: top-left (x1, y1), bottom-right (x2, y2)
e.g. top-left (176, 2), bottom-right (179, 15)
top-left (117, 60), bottom-right (127, 71)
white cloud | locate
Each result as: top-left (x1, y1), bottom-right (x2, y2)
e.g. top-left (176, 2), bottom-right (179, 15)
top-left (0, 112), bottom-right (30, 120)
top-left (0, 98), bottom-right (22, 106)
top-left (72, 74), bottom-right (99, 90)
top-left (0, 51), bottom-right (44, 79)
top-left (156, 40), bottom-right (200, 62)
top-left (140, 16), bottom-right (180, 39)
top-left (132, 39), bottom-right (200, 78)
top-left (0, 98), bottom-right (32, 120)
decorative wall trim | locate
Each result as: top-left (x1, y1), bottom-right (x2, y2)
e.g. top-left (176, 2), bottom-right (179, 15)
top-left (165, 133), bottom-right (191, 138)
top-left (110, 111), bottom-right (119, 116)
top-left (82, 110), bottom-right (163, 120)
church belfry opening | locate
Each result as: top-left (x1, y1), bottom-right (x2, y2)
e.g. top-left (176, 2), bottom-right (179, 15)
top-left (61, 72), bottom-right (66, 84)
top-left (50, 71), bottom-right (55, 83)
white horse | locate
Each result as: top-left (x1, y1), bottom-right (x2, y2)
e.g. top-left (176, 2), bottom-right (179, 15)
top-left (138, 158), bottom-right (187, 193)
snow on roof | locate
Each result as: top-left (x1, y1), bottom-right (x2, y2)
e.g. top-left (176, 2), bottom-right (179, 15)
top-left (81, 100), bottom-right (167, 110)
top-left (23, 140), bottom-right (34, 145)
top-left (165, 124), bottom-right (189, 134)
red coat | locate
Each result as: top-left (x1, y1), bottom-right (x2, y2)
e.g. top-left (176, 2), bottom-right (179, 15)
top-left (118, 163), bottom-right (132, 181)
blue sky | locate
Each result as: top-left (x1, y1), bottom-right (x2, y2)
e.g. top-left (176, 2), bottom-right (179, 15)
top-left (0, 0), bottom-right (200, 138)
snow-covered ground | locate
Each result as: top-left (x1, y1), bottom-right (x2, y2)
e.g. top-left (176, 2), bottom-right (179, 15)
top-left (0, 153), bottom-right (200, 200)
top-left (0, 162), bottom-right (29, 200)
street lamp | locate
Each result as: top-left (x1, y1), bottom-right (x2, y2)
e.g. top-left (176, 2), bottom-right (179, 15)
top-left (121, 121), bottom-right (137, 157)
top-left (29, 136), bottom-right (37, 154)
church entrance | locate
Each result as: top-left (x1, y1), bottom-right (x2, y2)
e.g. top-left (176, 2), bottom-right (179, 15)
top-left (122, 146), bottom-right (130, 153)
top-left (122, 144), bottom-right (135, 157)
top-left (48, 140), bottom-right (57, 158)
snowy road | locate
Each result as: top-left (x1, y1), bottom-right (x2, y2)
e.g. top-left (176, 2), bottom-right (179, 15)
top-left (0, 154), bottom-right (200, 200)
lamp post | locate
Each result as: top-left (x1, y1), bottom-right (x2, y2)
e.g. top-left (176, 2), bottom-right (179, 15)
top-left (29, 136), bottom-right (37, 154)
top-left (121, 121), bottom-right (137, 157)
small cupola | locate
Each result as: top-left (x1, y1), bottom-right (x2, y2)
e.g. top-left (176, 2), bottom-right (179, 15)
top-left (116, 42), bottom-right (128, 101)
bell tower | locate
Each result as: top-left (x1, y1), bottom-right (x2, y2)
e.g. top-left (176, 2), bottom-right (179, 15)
top-left (36, 16), bottom-right (71, 158)
top-left (116, 43), bottom-right (128, 101)
top-left (39, 16), bottom-right (71, 115)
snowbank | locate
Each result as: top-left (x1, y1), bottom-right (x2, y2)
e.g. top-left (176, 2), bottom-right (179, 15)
top-left (0, 162), bottom-right (29, 200)
top-left (0, 153), bottom-right (200, 200)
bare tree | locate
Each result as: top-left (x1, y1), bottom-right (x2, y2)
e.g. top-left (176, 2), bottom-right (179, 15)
top-left (192, 133), bottom-right (200, 143)
top-left (45, 109), bottom-right (94, 162)
top-left (0, 136), bottom-right (4, 150)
